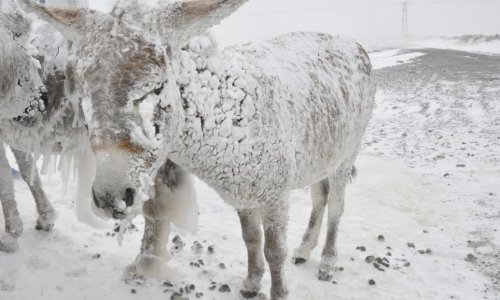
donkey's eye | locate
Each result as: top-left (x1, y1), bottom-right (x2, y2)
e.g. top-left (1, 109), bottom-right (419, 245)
top-left (153, 84), bottom-right (164, 96)
top-left (132, 83), bottom-right (164, 107)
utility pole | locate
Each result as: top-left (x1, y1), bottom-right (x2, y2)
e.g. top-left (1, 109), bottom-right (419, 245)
top-left (38, 0), bottom-right (89, 8)
top-left (402, 1), bottom-right (409, 38)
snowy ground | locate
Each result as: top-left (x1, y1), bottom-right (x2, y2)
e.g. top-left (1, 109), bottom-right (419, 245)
top-left (1, 46), bottom-right (499, 299)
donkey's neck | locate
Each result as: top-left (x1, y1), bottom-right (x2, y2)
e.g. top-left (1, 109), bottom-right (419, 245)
top-left (163, 35), bottom-right (231, 178)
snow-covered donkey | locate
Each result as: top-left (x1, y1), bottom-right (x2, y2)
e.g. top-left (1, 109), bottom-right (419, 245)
top-left (0, 0), bottom-right (56, 251)
top-left (22, 0), bottom-right (376, 298)
top-left (0, 0), bottom-right (42, 118)
top-left (1, 2), bottom-right (197, 276)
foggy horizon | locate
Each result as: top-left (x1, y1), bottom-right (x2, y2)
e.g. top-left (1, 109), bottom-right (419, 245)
top-left (89, 0), bottom-right (500, 46)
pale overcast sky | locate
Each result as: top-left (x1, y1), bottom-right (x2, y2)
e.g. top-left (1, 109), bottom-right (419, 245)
top-left (89, 0), bottom-right (500, 46)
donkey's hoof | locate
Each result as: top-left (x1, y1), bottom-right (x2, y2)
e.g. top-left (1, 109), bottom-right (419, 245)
top-left (35, 221), bottom-right (54, 231)
top-left (0, 235), bottom-right (19, 253)
top-left (292, 257), bottom-right (307, 265)
top-left (122, 264), bottom-right (147, 286)
top-left (241, 290), bottom-right (267, 299)
top-left (36, 210), bottom-right (57, 231)
top-left (318, 269), bottom-right (333, 281)
top-left (241, 290), bottom-right (259, 298)
top-left (5, 216), bottom-right (23, 238)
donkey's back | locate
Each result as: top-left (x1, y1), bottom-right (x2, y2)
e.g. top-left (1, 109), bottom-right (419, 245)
top-left (223, 32), bottom-right (376, 187)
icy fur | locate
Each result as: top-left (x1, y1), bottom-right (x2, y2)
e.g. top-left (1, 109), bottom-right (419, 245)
top-left (1, 5), bottom-right (197, 275)
top-left (0, 0), bottom-right (42, 118)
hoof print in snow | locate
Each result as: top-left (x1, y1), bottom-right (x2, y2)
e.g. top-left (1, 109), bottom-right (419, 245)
top-left (407, 242), bottom-right (415, 248)
top-left (92, 253), bottom-right (101, 259)
top-left (376, 257), bottom-right (390, 268)
top-left (292, 257), bottom-right (307, 265)
top-left (373, 262), bottom-right (385, 272)
top-left (377, 235), bottom-right (385, 241)
top-left (365, 256), bottom-right (376, 263)
top-left (209, 285), bottom-right (217, 291)
top-left (318, 270), bottom-right (333, 281)
top-left (170, 292), bottom-right (187, 300)
top-left (218, 284), bottom-right (231, 293)
top-left (130, 289), bottom-right (137, 294)
top-left (332, 280), bottom-right (338, 284)
top-left (190, 261), bottom-right (201, 268)
top-left (356, 246), bottom-right (366, 252)
top-left (218, 263), bottom-right (226, 269)
top-left (368, 279), bottom-right (376, 286)
top-left (404, 262), bottom-right (411, 267)
top-left (240, 290), bottom-right (258, 298)
top-left (195, 292), bottom-right (204, 298)
top-left (163, 281), bottom-right (174, 287)
top-left (207, 245), bottom-right (215, 254)
top-left (465, 254), bottom-right (477, 263)
top-left (191, 241), bottom-right (203, 252)
top-left (172, 235), bottom-right (185, 251)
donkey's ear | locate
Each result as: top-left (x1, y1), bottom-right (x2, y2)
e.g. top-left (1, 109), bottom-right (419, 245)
top-left (110, 0), bottom-right (141, 19)
top-left (156, 0), bottom-right (249, 39)
top-left (17, 0), bottom-right (104, 42)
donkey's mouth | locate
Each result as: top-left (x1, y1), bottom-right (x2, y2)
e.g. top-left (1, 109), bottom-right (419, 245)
top-left (92, 190), bottom-right (127, 220)
top-left (111, 210), bottom-right (127, 220)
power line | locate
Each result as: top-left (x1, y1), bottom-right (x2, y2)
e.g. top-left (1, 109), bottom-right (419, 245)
top-left (402, 1), bottom-right (409, 37)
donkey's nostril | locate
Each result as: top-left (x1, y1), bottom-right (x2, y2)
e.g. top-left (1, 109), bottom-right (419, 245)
top-left (124, 188), bottom-right (135, 207)
top-left (92, 189), bottom-right (101, 208)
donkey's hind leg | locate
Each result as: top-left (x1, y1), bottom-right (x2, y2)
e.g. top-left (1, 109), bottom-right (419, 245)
top-left (11, 148), bottom-right (56, 231)
top-left (293, 179), bottom-right (329, 264)
top-left (0, 144), bottom-right (22, 252)
top-left (318, 164), bottom-right (355, 281)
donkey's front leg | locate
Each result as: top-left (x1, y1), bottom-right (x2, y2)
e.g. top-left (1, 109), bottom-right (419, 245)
top-left (261, 202), bottom-right (289, 300)
top-left (123, 199), bottom-right (171, 283)
top-left (238, 208), bottom-right (265, 298)
top-left (12, 148), bottom-right (56, 231)
top-left (140, 200), bottom-right (170, 259)
top-left (0, 144), bottom-right (22, 252)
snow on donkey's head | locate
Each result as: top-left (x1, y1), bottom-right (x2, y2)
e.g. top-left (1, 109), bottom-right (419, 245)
top-left (19, 0), bottom-right (249, 219)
